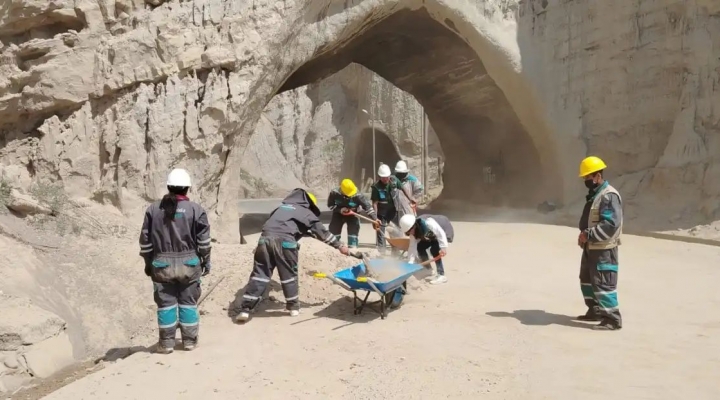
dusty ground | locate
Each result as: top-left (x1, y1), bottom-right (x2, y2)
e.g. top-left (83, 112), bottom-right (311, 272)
top-left (35, 222), bottom-right (720, 400)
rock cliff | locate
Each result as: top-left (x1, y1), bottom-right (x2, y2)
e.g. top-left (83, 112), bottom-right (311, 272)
top-left (2, 0), bottom-right (720, 391)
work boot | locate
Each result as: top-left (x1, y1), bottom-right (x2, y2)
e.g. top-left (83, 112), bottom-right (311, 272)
top-left (156, 345), bottom-right (174, 354)
top-left (592, 319), bottom-right (622, 331)
top-left (430, 275), bottom-right (447, 285)
top-left (576, 311), bottom-right (602, 322)
top-left (183, 339), bottom-right (198, 351)
top-left (235, 311), bottom-right (251, 323)
top-left (289, 309), bottom-right (300, 317)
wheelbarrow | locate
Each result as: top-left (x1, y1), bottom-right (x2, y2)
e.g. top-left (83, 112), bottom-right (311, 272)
top-left (313, 260), bottom-right (424, 319)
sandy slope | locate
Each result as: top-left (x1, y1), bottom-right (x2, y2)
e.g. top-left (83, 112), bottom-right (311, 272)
top-left (42, 222), bottom-right (720, 400)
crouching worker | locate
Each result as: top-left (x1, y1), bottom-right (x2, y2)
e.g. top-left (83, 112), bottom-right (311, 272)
top-left (236, 188), bottom-right (349, 322)
top-left (328, 178), bottom-right (380, 249)
top-left (139, 168), bottom-right (211, 354)
top-left (399, 214), bottom-right (454, 285)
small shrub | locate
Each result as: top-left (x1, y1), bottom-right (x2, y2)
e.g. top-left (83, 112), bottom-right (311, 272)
top-left (30, 181), bottom-right (68, 215)
top-left (0, 179), bottom-right (11, 214)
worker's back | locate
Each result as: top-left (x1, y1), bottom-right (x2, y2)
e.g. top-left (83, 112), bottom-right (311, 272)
top-left (143, 198), bottom-right (209, 256)
top-left (262, 189), bottom-right (318, 242)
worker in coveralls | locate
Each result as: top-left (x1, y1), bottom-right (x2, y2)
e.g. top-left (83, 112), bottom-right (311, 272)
top-left (371, 164), bottom-right (400, 254)
top-left (236, 188), bottom-right (349, 322)
top-left (327, 179), bottom-right (380, 249)
top-left (399, 213), bottom-right (454, 285)
top-left (392, 160), bottom-right (423, 221)
top-left (139, 168), bottom-right (211, 353)
top-left (577, 156), bottom-right (623, 331)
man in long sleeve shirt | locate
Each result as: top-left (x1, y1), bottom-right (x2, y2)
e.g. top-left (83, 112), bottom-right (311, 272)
top-left (399, 214), bottom-right (454, 285)
top-left (577, 156), bottom-right (623, 331)
top-left (327, 178), bottom-right (379, 249)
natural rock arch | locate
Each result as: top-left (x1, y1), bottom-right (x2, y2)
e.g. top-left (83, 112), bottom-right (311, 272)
top-left (346, 127), bottom-right (403, 192)
top-left (250, 4), bottom-right (562, 210)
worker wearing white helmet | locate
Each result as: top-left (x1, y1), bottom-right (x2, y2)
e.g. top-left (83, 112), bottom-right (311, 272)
top-left (371, 164), bottom-right (400, 254)
top-left (399, 213), bottom-right (454, 285)
top-left (139, 168), bottom-right (212, 353)
top-left (392, 160), bottom-right (423, 222)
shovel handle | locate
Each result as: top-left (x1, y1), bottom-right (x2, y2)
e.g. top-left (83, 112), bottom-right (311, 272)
top-left (344, 210), bottom-right (377, 225)
top-left (418, 255), bottom-right (443, 267)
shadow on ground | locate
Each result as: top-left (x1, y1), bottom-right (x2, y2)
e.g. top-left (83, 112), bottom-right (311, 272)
top-left (486, 310), bottom-right (593, 329)
top-left (289, 296), bottom-right (393, 330)
top-left (226, 280), bottom-right (326, 321)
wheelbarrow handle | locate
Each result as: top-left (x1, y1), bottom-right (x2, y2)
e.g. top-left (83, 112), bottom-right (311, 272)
top-left (312, 272), bottom-right (353, 292)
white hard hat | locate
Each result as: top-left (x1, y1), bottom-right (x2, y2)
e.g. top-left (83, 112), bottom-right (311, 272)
top-left (399, 214), bottom-right (417, 234)
top-left (394, 160), bottom-right (409, 173)
top-left (378, 164), bottom-right (391, 178)
top-left (167, 168), bottom-right (192, 187)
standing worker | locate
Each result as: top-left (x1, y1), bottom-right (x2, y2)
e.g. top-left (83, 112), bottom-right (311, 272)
top-left (399, 213), bottom-right (454, 285)
top-left (139, 168), bottom-right (211, 353)
top-left (392, 160), bottom-right (423, 221)
top-left (371, 164), bottom-right (399, 254)
top-left (576, 156), bottom-right (623, 331)
top-left (328, 178), bottom-right (380, 249)
top-left (236, 188), bottom-right (349, 322)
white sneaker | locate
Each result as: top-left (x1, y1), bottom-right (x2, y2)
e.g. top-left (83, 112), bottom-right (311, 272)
top-left (289, 309), bottom-right (300, 317)
top-left (235, 311), bottom-right (250, 322)
top-left (430, 275), bottom-right (447, 285)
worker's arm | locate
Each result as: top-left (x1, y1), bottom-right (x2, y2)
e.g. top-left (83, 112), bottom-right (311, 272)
top-left (406, 236), bottom-right (419, 263)
top-left (308, 213), bottom-right (344, 250)
top-left (356, 193), bottom-right (377, 220)
top-left (195, 206), bottom-right (212, 265)
top-left (370, 186), bottom-right (380, 215)
top-left (139, 207), bottom-right (154, 275)
top-left (410, 176), bottom-right (424, 198)
top-left (139, 208), bottom-right (153, 259)
top-left (393, 176), bottom-right (415, 203)
top-left (587, 193), bottom-right (622, 243)
top-left (425, 218), bottom-right (449, 248)
top-left (326, 192), bottom-right (334, 209)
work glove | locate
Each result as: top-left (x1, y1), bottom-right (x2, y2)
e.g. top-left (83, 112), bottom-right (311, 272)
top-left (338, 245), bottom-right (349, 256)
top-left (340, 207), bottom-right (351, 215)
top-left (202, 261), bottom-right (212, 276)
top-left (144, 261), bottom-right (152, 277)
top-left (372, 219), bottom-right (381, 231)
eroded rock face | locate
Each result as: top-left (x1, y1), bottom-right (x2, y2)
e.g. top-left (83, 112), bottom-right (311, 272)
top-left (0, 0), bottom-right (719, 237)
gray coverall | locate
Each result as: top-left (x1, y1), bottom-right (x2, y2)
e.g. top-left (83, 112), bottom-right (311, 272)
top-left (139, 195), bottom-right (211, 349)
top-left (240, 189), bottom-right (343, 312)
top-left (327, 189), bottom-right (377, 248)
top-left (579, 181), bottom-right (623, 327)
top-left (392, 174), bottom-right (423, 221)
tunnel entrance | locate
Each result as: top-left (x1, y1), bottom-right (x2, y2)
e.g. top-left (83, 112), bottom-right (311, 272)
top-left (276, 7), bottom-right (553, 208)
top-left (351, 128), bottom-right (403, 193)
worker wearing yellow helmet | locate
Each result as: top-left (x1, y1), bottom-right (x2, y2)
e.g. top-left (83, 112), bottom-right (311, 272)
top-left (576, 156), bottom-right (623, 331)
top-left (235, 188), bottom-right (348, 322)
top-left (327, 178), bottom-right (380, 248)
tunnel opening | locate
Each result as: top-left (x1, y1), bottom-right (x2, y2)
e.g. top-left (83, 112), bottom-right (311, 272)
top-left (351, 128), bottom-right (403, 194)
top-left (276, 7), bottom-right (553, 209)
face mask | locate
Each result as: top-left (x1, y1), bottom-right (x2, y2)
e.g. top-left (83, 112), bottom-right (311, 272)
top-left (584, 179), bottom-right (597, 190)
top-left (396, 172), bottom-right (408, 180)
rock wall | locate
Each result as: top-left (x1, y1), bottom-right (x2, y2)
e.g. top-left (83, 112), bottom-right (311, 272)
top-left (1, 0), bottom-right (719, 236)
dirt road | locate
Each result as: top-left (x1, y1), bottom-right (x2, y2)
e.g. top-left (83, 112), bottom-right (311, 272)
top-left (42, 222), bottom-right (720, 399)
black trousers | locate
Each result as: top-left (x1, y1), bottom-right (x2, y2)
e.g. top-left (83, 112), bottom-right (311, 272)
top-left (240, 236), bottom-right (300, 311)
top-left (329, 212), bottom-right (360, 247)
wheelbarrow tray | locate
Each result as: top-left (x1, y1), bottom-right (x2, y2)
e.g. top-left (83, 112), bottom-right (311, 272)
top-left (334, 261), bottom-right (423, 294)
top-left (385, 237), bottom-right (409, 251)
top-left (326, 261), bottom-right (423, 319)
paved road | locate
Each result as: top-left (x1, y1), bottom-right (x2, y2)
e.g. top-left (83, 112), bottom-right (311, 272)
top-left (45, 223), bottom-right (720, 400)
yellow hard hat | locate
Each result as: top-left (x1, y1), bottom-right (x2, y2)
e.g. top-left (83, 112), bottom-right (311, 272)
top-left (306, 191), bottom-right (317, 206)
top-left (340, 179), bottom-right (358, 197)
top-left (579, 156), bottom-right (607, 178)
